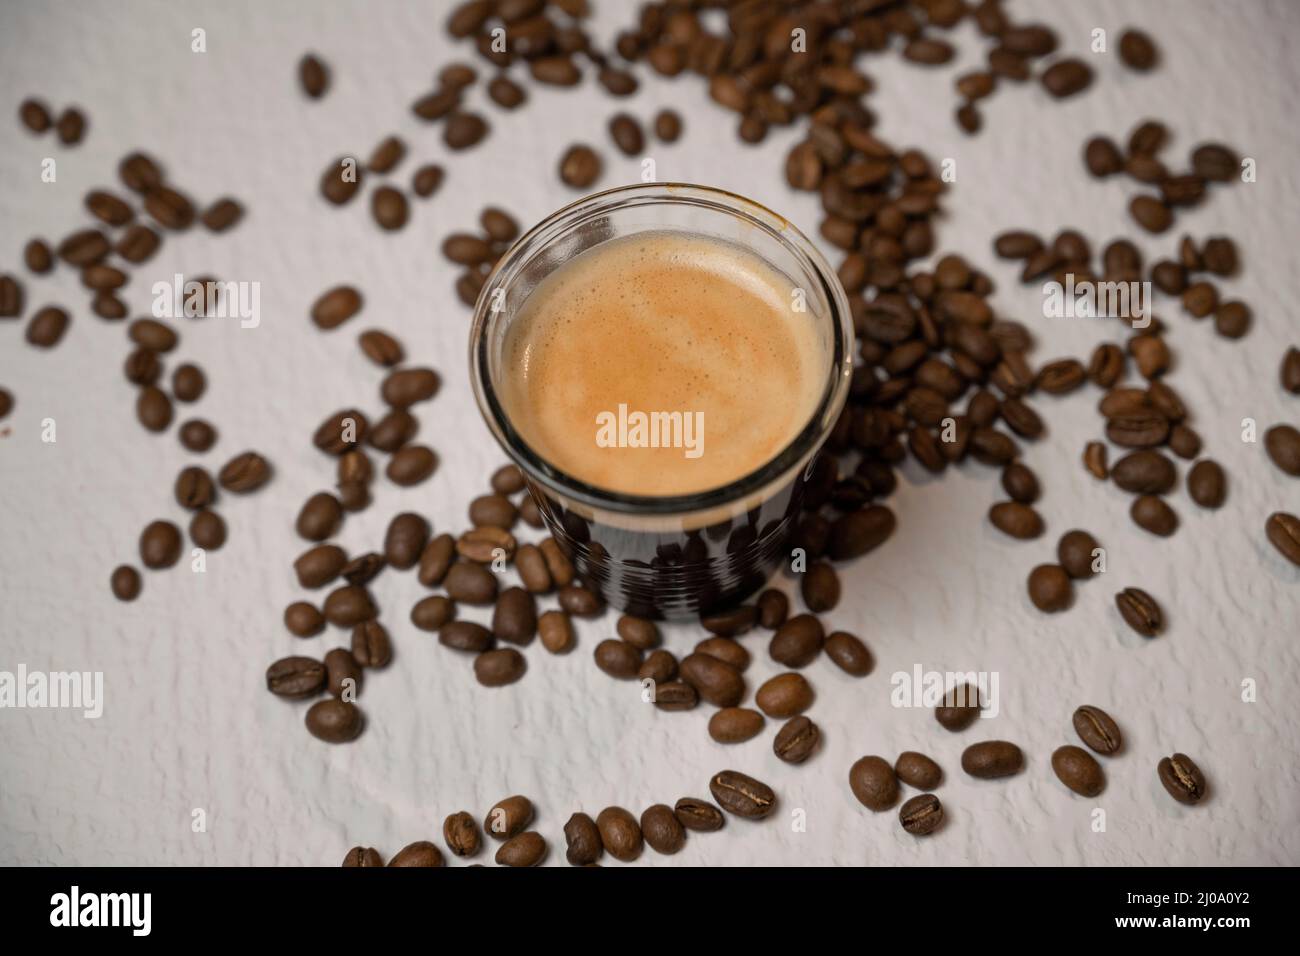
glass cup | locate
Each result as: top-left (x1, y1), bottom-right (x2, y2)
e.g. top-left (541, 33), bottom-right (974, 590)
top-left (469, 183), bottom-right (853, 619)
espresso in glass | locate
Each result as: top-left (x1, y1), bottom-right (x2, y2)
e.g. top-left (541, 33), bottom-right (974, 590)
top-left (471, 184), bottom-right (852, 619)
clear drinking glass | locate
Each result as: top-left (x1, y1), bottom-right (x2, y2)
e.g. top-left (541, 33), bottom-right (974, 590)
top-left (469, 183), bottom-right (853, 619)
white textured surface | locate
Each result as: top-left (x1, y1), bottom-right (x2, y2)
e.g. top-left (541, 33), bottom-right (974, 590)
top-left (1, 0), bottom-right (1297, 866)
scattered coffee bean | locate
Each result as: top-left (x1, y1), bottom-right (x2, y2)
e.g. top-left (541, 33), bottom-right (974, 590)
top-left (895, 751), bottom-right (943, 790)
top-left (1057, 529), bottom-right (1100, 579)
top-left (989, 501), bottom-right (1044, 539)
top-left (1073, 705), bottom-right (1123, 755)
top-left (341, 846), bottom-right (383, 867)
top-left (768, 614), bottom-right (824, 668)
top-left (773, 715), bottom-right (820, 764)
top-left (710, 770), bottom-right (776, 819)
top-left (284, 601), bottom-right (325, 638)
top-left (640, 804), bottom-right (686, 855)
top-left (559, 144), bottom-right (601, 188)
top-left (608, 113), bottom-right (644, 156)
top-left (961, 740), bottom-right (1024, 779)
top-left (1052, 745), bottom-right (1105, 796)
top-left (55, 107), bottom-right (86, 145)
top-left (139, 520), bottom-right (182, 569)
top-left (386, 445), bottom-right (437, 485)
top-left (110, 565), bottom-right (142, 602)
top-left (801, 561), bottom-right (840, 612)
top-left (849, 755), bottom-right (899, 811)
top-left (218, 451), bottom-right (271, 493)
top-left (1118, 29), bottom-right (1158, 71)
top-left (1265, 512), bottom-right (1300, 566)
top-left (474, 647), bottom-right (526, 686)
top-left (299, 53), bottom-right (330, 98)
top-left (936, 682), bottom-right (981, 730)
top-left (1265, 424), bottom-right (1300, 476)
top-left (266, 656), bottom-right (326, 699)
top-left (351, 620), bottom-right (392, 668)
top-left (305, 699), bottom-right (363, 743)
top-left (708, 707), bottom-right (765, 744)
top-left (1157, 753), bottom-right (1207, 805)
top-left (1186, 459), bottom-right (1227, 508)
top-left (26, 306), bottom-right (69, 348)
top-left (324, 648), bottom-right (361, 698)
top-left (1282, 348), bottom-right (1300, 394)
top-left (653, 109), bottom-right (682, 142)
top-left (563, 812), bottom-right (602, 865)
top-left (389, 841), bottom-right (444, 868)
top-left (412, 163), bottom-right (445, 198)
top-left (1027, 564), bottom-right (1072, 612)
top-left (1115, 586), bottom-right (1163, 636)
top-left (899, 794), bottom-right (943, 835)
top-left (1131, 494), bottom-right (1178, 536)
top-left (19, 98), bottom-right (51, 133)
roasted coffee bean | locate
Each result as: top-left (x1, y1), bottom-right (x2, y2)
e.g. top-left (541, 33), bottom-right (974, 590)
top-left (563, 812), bottom-right (602, 865)
top-left (294, 544), bottom-right (347, 589)
top-left (313, 409), bottom-right (367, 455)
top-left (438, 620), bottom-right (492, 654)
top-left (469, 494), bottom-right (518, 530)
top-left (386, 445), bottom-right (437, 486)
top-left (1073, 705), bottom-right (1123, 755)
top-left (1055, 529), bottom-right (1100, 580)
top-left (773, 716), bottom-right (820, 764)
top-left (1111, 450), bottom-right (1176, 494)
top-left (58, 228), bottom-right (109, 266)
top-left (489, 587), bottom-right (535, 646)
top-left (323, 585), bottom-right (377, 627)
top-left (411, 164), bottom-right (444, 199)
top-left (673, 797), bottom-right (725, 832)
top-left (827, 506), bottom-right (896, 561)
top-left (338, 552), bottom-right (383, 587)
top-left (1052, 745), bottom-right (1105, 796)
top-left (970, 427), bottom-right (1019, 465)
top-left (488, 74), bottom-right (527, 109)
top-left (324, 648), bottom-right (361, 698)
top-left (817, 631), bottom-right (868, 678)
top-left (700, 604), bottom-right (757, 637)
top-left (1115, 586), bottom-right (1163, 636)
top-left (296, 492), bottom-right (343, 541)
top-left (356, 329), bottom-right (404, 368)
top-left (609, 113), bottom-right (644, 156)
top-left (936, 683), bottom-right (981, 730)
top-left (653, 109), bottom-right (682, 143)
top-left (366, 136), bottom-right (405, 175)
top-left (654, 681), bottom-right (699, 711)
top-left (299, 53), bottom-right (329, 97)
top-left (708, 707), bottom-right (765, 744)
top-left (367, 409), bottom-right (417, 453)
top-left (559, 144), bottom-right (601, 188)
top-left (989, 501), bottom-right (1043, 539)
top-left (895, 751), bottom-right (943, 790)
top-left (679, 653), bottom-right (744, 707)
top-left (351, 620), bottom-right (392, 668)
top-left (310, 286), bottom-right (362, 330)
top-left (341, 846), bottom-right (383, 867)
top-left (1131, 494), bottom-right (1178, 536)
top-left (640, 804), bottom-right (685, 855)
top-left (219, 451), bottom-right (271, 492)
top-left (26, 306), bottom-right (69, 348)
top-left (171, 363), bottom-right (205, 403)
top-left (1107, 413), bottom-right (1170, 448)
top-left (128, 318), bottom-right (178, 353)
top-left (443, 561), bottom-right (497, 605)
top-left (1282, 348), bottom-right (1300, 394)
top-left (695, 637), bottom-right (748, 671)
top-left (755, 672), bottom-right (813, 718)
top-left (417, 533), bottom-right (456, 587)
top-left (998, 462), bottom-right (1039, 505)
top-left (1084, 136), bottom-right (1123, 177)
top-left (266, 656), bottom-right (326, 699)
top-left (1028, 564), bottom-right (1072, 612)
top-left (442, 233), bottom-right (491, 266)
top-left (596, 807), bottom-right (642, 861)
top-left (756, 589), bottom-right (788, 629)
top-left (25, 238), bottom-right (54, 275)
top-left (558, 584), bottom-right (601, 616)
top-left (474, 647), bottom-right (525, 686)
top-left (306, 699), bottom-right (363, 743)
top-left (531, 55), bottom-right (581, 86)
top-left (110, 565), bottom-right (142, 602)
top-left (381, 512), bottom-right (429, 570)
top-left (1130, 195), bottom-right (1172, 233)
top-left (444, 111), bottom-right (489, 150)
top-left (1083, 442), bottom-right (1109, 480)
top-left (412, 86), bottom-right (459, 121)
top-left (710, 770), bottom-right (776, 820)
top-left (407, 595), bottom-right (453, 633)
top-left (616, 615), bottom-right (659, 649)
top-left (513, 544), bottom-right (551, 595)
top-left (124, 349), bottom-right (161, 386)
top-left (1088, 343), bottom-right (1125, 387)
top-left (1266, 512), bottom-right (1300, 566)
top-left (801, 561), bottom-right (840, 612)
top-left (1265, 424), bottom-right (1300, 476)
top-left (133, 387), bottom-right (172, 432)
top-left (174, 466), bottom-right (216, 511)
top-left (55, 107), bottom-right (86, 145)
top-left (1214, 300), bottom-right (1251, 339)
top-left (320, 156), bottom-right (362, 204)
top-left (1118, 29), bottom-right (1158, 70)
top-left (143, 185), bottom-right (195, 230)
top-left (1171, 424), bottom-right (1204, 459)
top-left (139, 520), bottom-right (182, 569)
top-left (284, 601), bottom-right (325, 638)
top-left (592, 638), bottom-right (639, 679)
top-left (961, 740), bottom-right (1023, 779)
top-left (381, 367), bottom-right (440, 406)
top-left (116, 223), bottom-right (161, 264)
top-left (1158, 753), bottom-right (1207, 805)
top-left (19, 97), bottom-right (51, 133)
top-left (899, 794), bottom-right (943, 835)
top-left (638, 649), bottom-right (677, 683)
top-left (849, 756), bottom-right (899, 811)
top-left (389, 840), bottom-right (444, 868)
top-left (769, 614), bottom-right (824, 668)
top-left (85, 189), bottom-right (133, 227)
top-left (1040, 58), bottom-right (1092, 98)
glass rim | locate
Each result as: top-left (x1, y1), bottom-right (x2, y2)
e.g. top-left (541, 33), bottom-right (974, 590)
top-left (468, 181), bottom-right (854, 517)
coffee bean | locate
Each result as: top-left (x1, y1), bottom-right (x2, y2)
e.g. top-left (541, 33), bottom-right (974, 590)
top-left (142, 185), bottom-right (194, 230)
top-left (132, 386), bottom-right (171, 432)
top-left (710, 770), bottom-right (776, 819)
top-left (970, 427), bottom-right (1019, 465)
top-left (1118, 29), bottom-right (1158, 70)
top-left (387, 445), bottom-right (437, 486)
top-left (609, 113), bottom-right (644, 156)
top-left (468, 494), bottom-right (517, 530)
top-left (773, 715), bottom-right (820, 764)
top-left (598, 66), bottom-right (638, 97)
top-left (700, 605), bottom-right (757, 638)
top-left (756, 589), bottom-right (788, 629)
top-left (511, 545), bottom-right (550, 596)
top-left (323, 585), bottom-right (377, 627)
top-left (817, 631), bottom-right (869, 679)
top-left (85, 189), bottom-right (133, 227)
top-left (593, 639), bottom-right (640, 679)
top-left (474, 647), bottom-right (525, 686)
top-left (369, 186), bottom-right (409, 230)
top-left (115, 223), bottom-right (161, 264)
top-left (1073, 705), bottom-right (1123, 755)
top-left (1157, 753), bottom-right (1207, 805)
top-left (989, 501), bottom-right (1044, 539)
top-left (298, 53), bottom-right (329, 97)
top-left (219, 451), bottom-right (272, 492)
top-left (899, 794), bottom-right (943, 835)
top-left (679, 652), bottom-right (744, 707)
top-left (755, 672), bottom-right (813, 718)
top-left (488, 74), bottom-right (526, 109)
top-left (1265, 424), bottom-right (1300, 476)
top-left (531, 56), bottom-right (582, 86)
top-left (351, 620), bottom-right (392, 668)
top-left (266, 656), bottom-right (326, 699)
top-left (296, 492), bottom-right (343, 542)
top-left (1131, 494), bottom-right (1178, 536)
top-left (341, 846), bottom-right (382, 867)
top-left (558, 584), bottom-right (601, 616)
top-left (673, 798), bottom-right (725, 832)
top-left (1266, 512), bottom-right (1300, 566)
top-left (936, 683), bottom-right (981, 731)
top-left (310, 286), bottom-right (362, 330)
top-left (769, 614), bottom-right (824, 668)
top-left (19, 98), bottom-right (51, 133)
top-left (355, 329), bottom-right (404, 368)
top-left (1191, 143), bottom-right (1238, 181)
top-left (1082, 441), bottom-right (1108, 480)
top-left (596, 806), bottom-right (642, 861)
top-left (849, 755), bottom-right (899, 811)
top-left (1040, 58), bottom-right (1092, 98)
top-left (439, 620), bottom-right (491, 653)
top-left (1028, 564), bottom-right (1072, 612)
top-left (1084, 136), bottom-right (1123, 177)
top-left (637, 650), bottom-right (676, 685)
top-left (139, 520), bottom-right (182, 569)
top-left (411, 164), bottom-right (445, 199)
top-left (58, 228), bottom-right (109, 266)
top-left (320, 156), bottom-right (362, 205)
top-left (640, 804), bottom-right (686, 855)
top-left (708, 707), bottom-right (765, 744)
top-left (0, 274), bottom-right (24, 318)
top-left (1054, 529), bottom-right (1099, 580)
top-left (1282, 348), bottom-right (1300, 394)
top-left (26, 306), bottom-right (69, 348)
top-left (492, 587), bottom-right (536, 645)
top-left (696, 637), bottom-right (748, 672)
top-left (110, 565), bottom-right (142, 602)
top-left (1181, 459), bottom-right (1226, 509)
top-left (615, 615), bottom-right (659, 649)
top-left (444, 561), bottom-right (497, 605)
top-left (1115, 586), bottom-right (1163, 636)
top-left (1111, 450), bottom-right (1176, 493)
top-left (284, 601), bottom-right (325, 637)
top-left (654, 681), bottom-right (699, 711)
top-left (294, 544), bottom-right (347, 589)
top-left (381, 367), bottom-right (440, 406)
top-left (381, 512), bottom-right (428, 570)
top-left (1051, 744), bottom-right (1105, 796)
top-left (444, 111), bottom-right (489, 150)
top-left (563, 812), bottom-right (603, 866)
top-left (55, 107), bottom-right (86, 145)
top-left (559, 144), bottom-right (601, 188)
top-left (653, 109), bottom-right (683, 142)
top-left (961, 740), bottom-right (1024, 779)
top-left (324, 648), bottom-right (361, 698)
top-left (389, 841), bottom-right (444, 868)
top-left (1000, 462), bottom-right (1040, 504)
top-left (405, 595), bottom-right (452, 634)
top-left (801, 561), bottom-right (840, 612)
top-left (305, 699), bottom-right (363, 743)
top-left (417, 533), bottom-right (456, 587)
top-left (1130, 195), bottom-right (1172, 233)
top-left (367, 409), bottom-right (417, 453)
top-left (169, 363), bottom-right (204, 403)
top-left (175, 466), bottom-right (216, 511)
